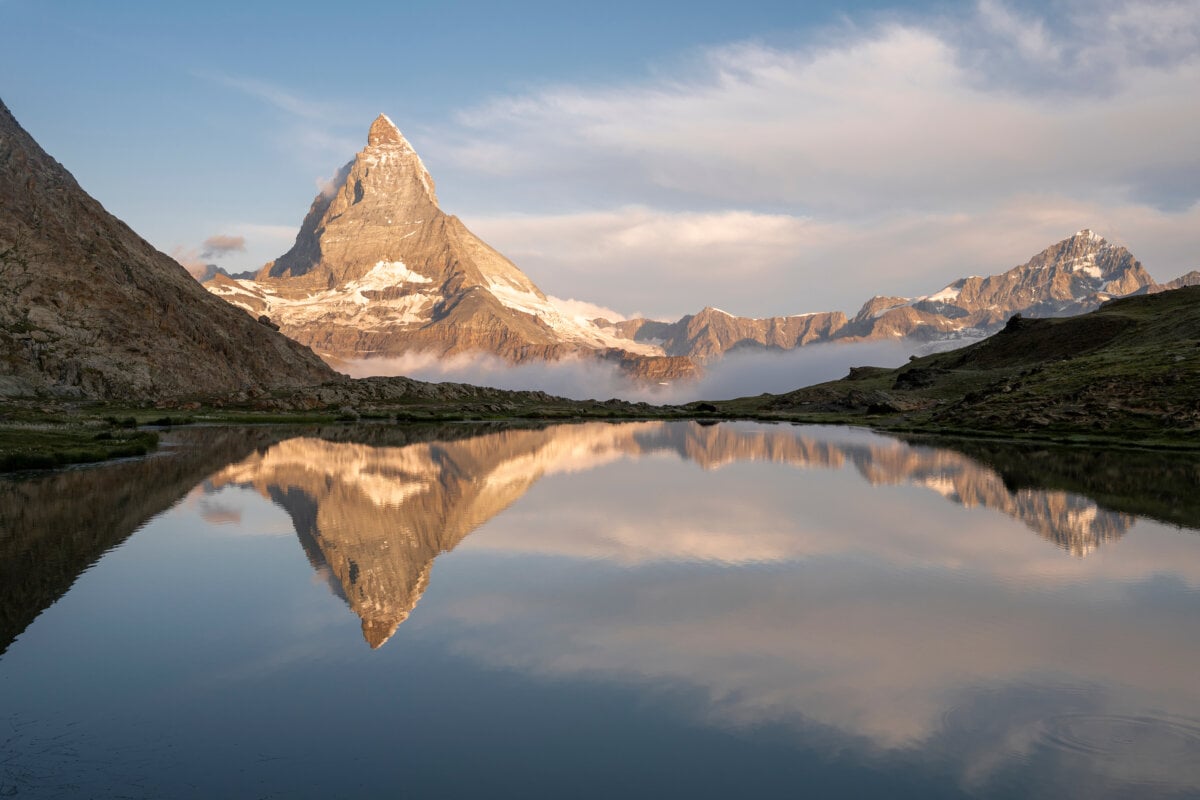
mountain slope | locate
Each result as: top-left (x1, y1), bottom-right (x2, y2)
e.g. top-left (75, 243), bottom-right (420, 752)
top-left (0, 98), bottom-right (336, 399)
top-left (718, 285), bottom-right (1200, 440)
top-left (207, 115), bottom-right (696, 380)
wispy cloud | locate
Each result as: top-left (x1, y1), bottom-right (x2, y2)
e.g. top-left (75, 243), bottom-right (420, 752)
top-left (191, 69), bottom-right (362, 173)
top-left (169, 245), bottom-right (208, 279)
top-left (191, 70), bottom-right (334, 120)
top-left (442, 4), bottom-right (1200, 216)
top-left (339, 339), bottom-right (914, 403)
top-left (199, 234), bottom-right (245, 259)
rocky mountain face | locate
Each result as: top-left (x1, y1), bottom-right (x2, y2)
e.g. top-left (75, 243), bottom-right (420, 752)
top-left (207, 115), bottom-right (696, 381)
top-left (836, 229), bottom-right (1156, 342)
top-left (610, 230), bottom-right (1160, 362)
top-left (1156, 270), bottom-right (1200, 292)
top-left (0, 98), bottom-right (336, 399)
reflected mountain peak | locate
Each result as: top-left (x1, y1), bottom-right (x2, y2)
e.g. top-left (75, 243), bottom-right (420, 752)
top-left (189, 421), bottom-right (1175, 649)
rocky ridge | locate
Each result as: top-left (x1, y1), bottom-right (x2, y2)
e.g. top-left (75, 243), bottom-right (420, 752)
top-left (207, 115), bottom-right (696, 381)
top-left (0, 98), bottom-right (336, 399)
top-left (611, 229), bottom-right (1161, 362)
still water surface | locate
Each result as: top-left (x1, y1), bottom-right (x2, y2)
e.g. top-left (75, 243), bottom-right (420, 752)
top-left (1, 421), bottom-right (1199, 798)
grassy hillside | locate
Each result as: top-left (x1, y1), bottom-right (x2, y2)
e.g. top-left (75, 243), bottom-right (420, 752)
top-left (714, 285), bottom-right (1200, 445)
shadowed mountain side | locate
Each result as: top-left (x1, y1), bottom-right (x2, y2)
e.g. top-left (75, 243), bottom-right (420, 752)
top-left (204, 421), bottom-right (1178, 648)
top-left (0, 427), bottom-right (290, 655)
top-left (0, 99), bottom-right (335, 399)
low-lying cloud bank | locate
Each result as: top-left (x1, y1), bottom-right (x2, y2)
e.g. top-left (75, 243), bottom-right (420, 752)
top-left (342, 339), bottom-right (922, 403)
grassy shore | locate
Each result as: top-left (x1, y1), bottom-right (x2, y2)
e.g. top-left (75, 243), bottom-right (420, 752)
top-left (0, 424), bottom-right (159, 471)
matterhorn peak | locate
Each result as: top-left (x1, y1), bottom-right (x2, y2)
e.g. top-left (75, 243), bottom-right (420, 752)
top-left (368, 113), bottom-right (408, 147)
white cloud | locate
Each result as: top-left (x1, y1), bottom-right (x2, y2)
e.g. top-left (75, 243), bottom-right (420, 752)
top-left (340, 339), bottom-right (915, 403)
top-left (409, 0), bottom-right (1200, 321)
top-left (440, 5), bottom-right (1200, 217)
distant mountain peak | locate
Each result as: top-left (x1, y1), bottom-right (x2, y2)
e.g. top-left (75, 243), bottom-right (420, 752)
top-left (205, 112), bottom-right (691, 381)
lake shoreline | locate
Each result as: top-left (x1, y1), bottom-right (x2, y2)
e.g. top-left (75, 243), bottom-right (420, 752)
top-left (2, 400), bottom-right (1196, 474)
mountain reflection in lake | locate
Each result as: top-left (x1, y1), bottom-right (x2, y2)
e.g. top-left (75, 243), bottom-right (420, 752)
top-left (1, 421), bottom-right (1198, 799)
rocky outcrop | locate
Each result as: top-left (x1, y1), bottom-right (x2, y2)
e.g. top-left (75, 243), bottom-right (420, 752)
top-left (206, 115), bottom-right (689, 381)
top-left (0, 98), bottom-right (336, 399)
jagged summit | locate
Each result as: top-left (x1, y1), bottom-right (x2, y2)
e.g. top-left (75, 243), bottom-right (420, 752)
top-left (206, 113), bottom-right (681, 377)
top-left (367, 113), bottom-right (407, 147)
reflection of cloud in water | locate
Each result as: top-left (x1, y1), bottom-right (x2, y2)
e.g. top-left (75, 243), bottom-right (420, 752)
top-left (198, 502), bottom-right (242, 526)
top-left (200, 420), bottom-right (1200, 792)
top-left (424, 556), bottom-right (1200, 794)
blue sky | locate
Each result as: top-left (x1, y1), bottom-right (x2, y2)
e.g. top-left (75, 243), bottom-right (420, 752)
top-left (2, 0), bottom-right (1198, 319)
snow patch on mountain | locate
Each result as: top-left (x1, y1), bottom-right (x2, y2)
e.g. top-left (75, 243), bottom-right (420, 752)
top-left (924, 285), bottom-right (961, 303)
top-left (486, 277), bottom-right (662, 356)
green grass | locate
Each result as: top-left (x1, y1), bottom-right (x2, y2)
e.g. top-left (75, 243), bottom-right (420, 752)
top-left (713, 286), bottom-right (1200, 446)
top-left (0, 427), bottom-right (159, 472)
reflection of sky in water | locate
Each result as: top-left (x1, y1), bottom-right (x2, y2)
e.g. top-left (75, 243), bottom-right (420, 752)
top-left (1, 421), bottom-right (1199, 798)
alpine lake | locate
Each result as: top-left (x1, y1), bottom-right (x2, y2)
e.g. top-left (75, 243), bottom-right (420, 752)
top-left (2, 420), bottom-right (1199, 799)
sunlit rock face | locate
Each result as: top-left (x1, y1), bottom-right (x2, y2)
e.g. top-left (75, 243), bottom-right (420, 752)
top-left (207, 422), bottom-right (1135, 647)
top-left (204, 116), bottom-right (696, 382)
top-left (838, 229), bottom-right (1156, 343)
top-left (602, 229), bottom-right (1158, 361)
